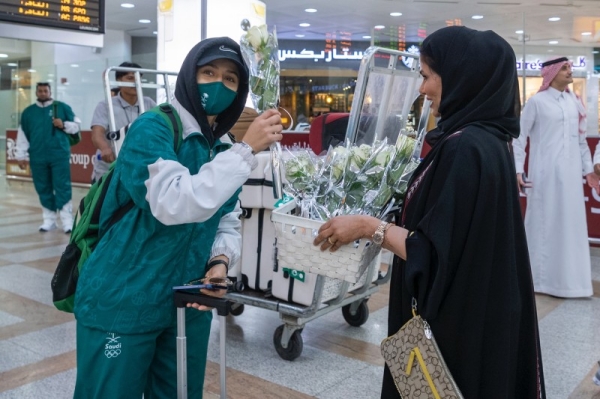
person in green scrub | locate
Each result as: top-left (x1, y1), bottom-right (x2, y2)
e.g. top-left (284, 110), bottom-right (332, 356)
top-left (15, 82), bottom-right (81, 233)
top-left (72, 37), bottom-right (283, 398)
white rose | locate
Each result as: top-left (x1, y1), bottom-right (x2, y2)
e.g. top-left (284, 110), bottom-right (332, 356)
top-left (374, 146), bottom-right (393, 167)
top-left (259, 25), bottom-right (269, 42)
top-left (246, 25), bottom-right (264, 49)
top-left (351, 144), bottom-right (371, 167)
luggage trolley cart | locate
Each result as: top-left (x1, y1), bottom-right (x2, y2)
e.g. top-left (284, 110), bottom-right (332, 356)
top-left (102, 66), bottom-right (178, 156)
top-left (225, 46), bottom-right (428, 361)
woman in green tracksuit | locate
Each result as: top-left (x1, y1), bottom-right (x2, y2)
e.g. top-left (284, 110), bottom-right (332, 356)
top-left (73, 37), bottom-right (283, 398)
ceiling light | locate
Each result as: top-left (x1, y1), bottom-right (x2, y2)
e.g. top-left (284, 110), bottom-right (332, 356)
top-left (139, 19), bottom-right (151, 24)
top-left (0, 53), bottom-right (8, 58)
top-left (374, 25), bottom-right (385, 30)
top-left (299, 22), bottom-right (310, 27)
top-left (515, 30), bottom-right (524, 34)
top-left (295, 34), bottom-right (305, 37)
top-left (121, 3), bottom-right (134, 8)
top-left (71, 64), bottom-right (79, 67)
top-left (390, 12), bottom-right (402, 17)
top-left (363, 35), bottom-right (372, 39)
top-left (593, 50), bottom-right (599, 54)
top-left (87, 69), bottom-right (95, 72)
top-left (548, 17), bottom-right (560, 22)
top-left (581, 32), bottom-right (592, 36)
top-left (7, 62), bottom-right (17, 66)
top-left (304, 8), bottom-right (317, 12)
top-left (471, 15), bottom-right (484, 19)
top-left (27, 69), bottom-right (36, 72)
top-left (548, 40), bottom-right (558, 44)
top-left (153, 31), bottom-right (158, 35)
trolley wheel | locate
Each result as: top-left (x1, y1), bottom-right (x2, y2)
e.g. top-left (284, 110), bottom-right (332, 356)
top-left (273, 325), bottom-right (303, 361)
top-left (342, 300), bottom-right (369, 327)
top-left (229, 304), bottom-right (244, 316)
top-left (233, 280), bottom-right (245, 292)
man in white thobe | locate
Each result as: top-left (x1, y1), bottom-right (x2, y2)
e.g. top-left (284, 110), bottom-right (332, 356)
top-left (513, 56), bottom-right (598, 298)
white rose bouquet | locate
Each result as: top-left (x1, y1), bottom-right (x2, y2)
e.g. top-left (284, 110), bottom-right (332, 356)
top-left (282, 137), bottom-right (421, 220)
top-left (281, 148), bottom-right (332, 219)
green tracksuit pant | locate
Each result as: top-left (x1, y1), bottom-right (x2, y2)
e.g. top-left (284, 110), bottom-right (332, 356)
top-left (30, 156), bottom-right (71, 211)
top-left (74, 308), bottom-right (211, 399)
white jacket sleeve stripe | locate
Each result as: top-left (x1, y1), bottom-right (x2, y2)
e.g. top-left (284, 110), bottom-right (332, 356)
top-left (15, 126), bottom-right (29, 160)
top-left (144, 150), bottom-right (251, 225)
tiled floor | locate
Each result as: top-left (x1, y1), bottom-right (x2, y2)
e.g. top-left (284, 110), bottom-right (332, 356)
top-left (0, 176), bottom-right (599, 399)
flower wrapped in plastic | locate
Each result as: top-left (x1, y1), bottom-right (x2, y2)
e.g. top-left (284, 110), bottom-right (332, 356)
top-left (240, 24), bottom-right (279, 113)
top-left (387, 133), bottom-right (419, 195)
top-left (281, 148), bottom-right (329, 219)
top-left (341, 141), bottom-right (391, 215)
top-left (282, 148), bottom-right (318, 196)
top-left (240, 23), bottom-right (284, 198)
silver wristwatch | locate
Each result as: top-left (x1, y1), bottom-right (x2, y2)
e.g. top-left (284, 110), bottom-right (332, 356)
top-left (372, 221), bottom-right (390, 245)
top-left (239, 141), bottom-right (256, 155)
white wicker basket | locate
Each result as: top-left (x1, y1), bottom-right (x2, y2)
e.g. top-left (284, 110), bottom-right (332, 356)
top-left (271, 201), bottom-right (381, 283)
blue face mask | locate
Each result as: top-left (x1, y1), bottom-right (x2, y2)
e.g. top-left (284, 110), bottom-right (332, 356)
top-left (197, 82), bottom-right (237, 115)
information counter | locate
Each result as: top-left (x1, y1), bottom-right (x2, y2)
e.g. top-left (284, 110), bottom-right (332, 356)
top-left (5, 129), bottom-right (96, 187)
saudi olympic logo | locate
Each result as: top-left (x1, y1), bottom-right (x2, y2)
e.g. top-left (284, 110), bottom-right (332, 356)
top-left (105, 333), bottom-right (122, 359)
top-left (105, 349), bottom-right (121, 358)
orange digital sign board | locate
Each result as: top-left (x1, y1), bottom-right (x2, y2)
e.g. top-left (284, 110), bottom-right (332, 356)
top-left (0, 0), bottom-right (104, 33)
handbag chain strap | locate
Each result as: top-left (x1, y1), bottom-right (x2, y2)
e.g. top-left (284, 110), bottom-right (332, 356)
top-left (412, 297), bottom-right (433, 340)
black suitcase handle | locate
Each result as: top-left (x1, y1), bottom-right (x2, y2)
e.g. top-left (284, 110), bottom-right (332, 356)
top-left (173, 291), bottom-right (231, 316)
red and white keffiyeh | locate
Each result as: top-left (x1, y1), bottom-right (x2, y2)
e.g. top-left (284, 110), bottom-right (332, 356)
top-left (538, 56), bottom-right (587, 134)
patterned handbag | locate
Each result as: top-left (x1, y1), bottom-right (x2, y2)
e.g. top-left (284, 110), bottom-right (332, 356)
top-left (380, 298), bottom-right (464, 398)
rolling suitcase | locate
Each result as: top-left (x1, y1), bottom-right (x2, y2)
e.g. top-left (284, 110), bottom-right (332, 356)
top-left (239, 152), bottom-right (277, 291)
top-left (173, 291), bottom-right (230, 399)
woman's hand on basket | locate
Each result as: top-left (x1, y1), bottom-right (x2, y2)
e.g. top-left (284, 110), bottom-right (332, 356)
top-left (314, 215), bottom-right (380, 252)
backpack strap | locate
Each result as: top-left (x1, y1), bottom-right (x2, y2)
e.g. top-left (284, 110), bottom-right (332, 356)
top-left (148, 103), bottom-right (184, 153)
top-left (52, 101), bottom-right (58, 136)
top-left (88, 165), bottom-right (135, 236)
top-left (96, 104), bottom-right (183, 235)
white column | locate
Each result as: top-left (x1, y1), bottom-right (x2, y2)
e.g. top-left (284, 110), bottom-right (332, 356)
top-left (157, 0), bottom-right (265, 73)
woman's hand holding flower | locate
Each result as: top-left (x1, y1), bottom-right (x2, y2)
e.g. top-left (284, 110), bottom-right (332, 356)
top-left (242, 109), bottom-right (283, 153)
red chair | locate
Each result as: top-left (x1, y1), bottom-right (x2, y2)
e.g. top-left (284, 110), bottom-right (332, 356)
top-left (308, 113), bottom-right (350, 155)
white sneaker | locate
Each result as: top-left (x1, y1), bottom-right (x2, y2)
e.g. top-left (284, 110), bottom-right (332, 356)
top-left (40, 207), bottom-right (57, 232)
top-left (39, 222), bottom-right (57, 232)
top-left (59, 201), bottom-right (73, 234)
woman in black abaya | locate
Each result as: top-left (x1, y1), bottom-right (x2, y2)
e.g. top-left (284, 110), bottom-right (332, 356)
top-left (314, 26), bottom-right (545, 398)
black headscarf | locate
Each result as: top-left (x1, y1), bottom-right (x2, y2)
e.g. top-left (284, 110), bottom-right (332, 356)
top-left (175, 37), bottom-right (250, 147)
top-left (382, 26), bottom-right (545, 399)
top-left (420, 26), bottom-right (521, 146)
